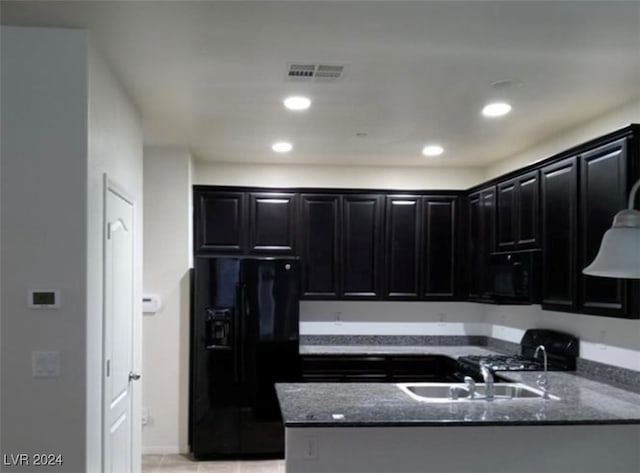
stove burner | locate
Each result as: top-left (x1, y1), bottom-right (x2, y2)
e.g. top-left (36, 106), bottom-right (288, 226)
top-left (459, 329), bottom-right (579, 376)
top-left (458, 354), bottom-right (545, 372)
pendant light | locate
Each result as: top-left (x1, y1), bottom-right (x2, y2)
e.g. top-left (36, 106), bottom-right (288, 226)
top-left (583, 178), bottom-right (640, 278)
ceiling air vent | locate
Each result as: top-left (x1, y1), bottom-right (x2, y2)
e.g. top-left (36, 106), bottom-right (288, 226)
top-left (286, 63), bottom-right (347, 82)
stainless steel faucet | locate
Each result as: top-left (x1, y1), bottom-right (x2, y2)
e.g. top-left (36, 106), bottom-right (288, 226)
top-left (480, 363), bottom-right (494, 401)
top-left (534, 344), bottom-right (550, 399)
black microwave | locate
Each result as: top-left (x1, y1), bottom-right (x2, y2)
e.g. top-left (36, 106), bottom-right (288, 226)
top-left (488, 250), bottom-right (540, 304)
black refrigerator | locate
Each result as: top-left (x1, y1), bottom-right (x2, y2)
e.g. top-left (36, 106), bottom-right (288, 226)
top-left (190, 256), bottom-right (300, 459)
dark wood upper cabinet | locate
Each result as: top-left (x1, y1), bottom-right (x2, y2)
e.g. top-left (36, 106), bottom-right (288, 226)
top-left (248, 193), bottom-right (296, 254)
top-left (467, 187), bottom-right (495, 299)
top-left (423, 196), bottom-right (457, 298)
top-left (496, 170), bottom-right (540, 251)
top-left (299, 194), bottom-right (340, 298)
top-left (540, 157), bottom-right (578, 312)
top-left (342, 195), bottom-right (383, 298)
top-left (496, 180), bottom-right (517, 250)
top-left (579, 139), bottom-right (629, 316)
top-left (194, 190), bottom-right (246, 254)
top-left (384, 196), bottom-right (421, 298)
top-left (517, 171), bottom-right (540, 247)
top-left (467, 192), bottom-right (482, 299)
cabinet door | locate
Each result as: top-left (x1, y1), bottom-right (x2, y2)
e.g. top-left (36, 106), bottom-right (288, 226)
top-left (194, 190), bottom-right (246, 254)
top-left (299, 194), bottom-right (340, 298)
top-left (579, 139), bottom-right (628, 316)
top-left (517, 170), bottom-right (540, 248)
top-left (423, 196), bottom-right (457, 298)
top-left (467, 192), bottom-right (483, 299)
top-left (467, 188), bottom-right (494, 299)
top-left (342, 195), bottom-right (383, 298)
top-left (496, 179), bottom-right (517, 251)
top-left (248, 193), bottom-right (296, 254)
top-left (384, 196), bottom-right (421, 298)
top-left (496, 170), bottom-right (539, 251)
top-left (540, 157), bottom-right (578, 311)
top-left (482, 187), bottom-right (497, 257)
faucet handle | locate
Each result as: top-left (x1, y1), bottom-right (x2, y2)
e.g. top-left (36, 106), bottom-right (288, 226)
top-left (463, 376), bottom-right (476, 399)
top-left (536, 373), bottom-right (549, 389)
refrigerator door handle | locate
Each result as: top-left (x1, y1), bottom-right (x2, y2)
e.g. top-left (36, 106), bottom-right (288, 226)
top-left (233, 283), bottom-right (245, 384)
top-left (238, 283), bottom-right (247, 384)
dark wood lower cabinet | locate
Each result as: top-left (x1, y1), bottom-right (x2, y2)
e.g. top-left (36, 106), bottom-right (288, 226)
top-left (300, 355), bottom-right (462, 383)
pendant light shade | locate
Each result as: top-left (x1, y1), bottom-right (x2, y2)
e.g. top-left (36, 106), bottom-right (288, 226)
top-left (583, 179), bottom-right (640, 279)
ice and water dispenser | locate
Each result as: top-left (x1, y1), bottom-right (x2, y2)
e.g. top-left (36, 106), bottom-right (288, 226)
top-left (205, 308), bottom-right (232, 349)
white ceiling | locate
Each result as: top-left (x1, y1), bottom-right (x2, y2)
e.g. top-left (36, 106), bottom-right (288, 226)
top-left (2, 1), bottom-right (639, 167)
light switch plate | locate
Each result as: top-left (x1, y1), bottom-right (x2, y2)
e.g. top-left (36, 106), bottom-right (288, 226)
top-left (32, 351), bottom-right (61, 377)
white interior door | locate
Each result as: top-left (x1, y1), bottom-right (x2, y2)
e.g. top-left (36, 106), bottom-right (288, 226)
top-left (103, 179), bottom-right (137, 473)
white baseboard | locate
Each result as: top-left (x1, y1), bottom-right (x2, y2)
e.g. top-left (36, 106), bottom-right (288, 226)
top-left (142, 445), bottom-right (189, 455)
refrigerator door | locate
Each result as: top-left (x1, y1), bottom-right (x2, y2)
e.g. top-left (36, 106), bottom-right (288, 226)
top-left (239, 258), bottom-right (301, 455)
top-left (191, 257), bottom-right (243, 458)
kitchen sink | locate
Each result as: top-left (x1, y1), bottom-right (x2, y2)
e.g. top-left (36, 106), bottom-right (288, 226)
top-left (396, 382), bottom-right (559, 402)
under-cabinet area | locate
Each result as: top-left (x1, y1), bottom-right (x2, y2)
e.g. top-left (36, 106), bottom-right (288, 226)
top-left (194, 125), bottom-right (640, 319)
top-left (300, 354), bottom-right (462, 383)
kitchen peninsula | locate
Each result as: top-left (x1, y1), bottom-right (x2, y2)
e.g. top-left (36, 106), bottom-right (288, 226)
top-left (277, 343), bottom-right (640, 473)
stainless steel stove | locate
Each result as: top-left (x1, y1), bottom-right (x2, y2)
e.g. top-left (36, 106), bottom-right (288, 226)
top-left (458, 329), bottom-right (579, 378)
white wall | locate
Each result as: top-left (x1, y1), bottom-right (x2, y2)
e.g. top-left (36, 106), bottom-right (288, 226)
top-left (194, 162), bottom-right (484, 190)
top-left (87, 43), bottom-right (144, 472)
top-left (142, 147), bottom-right (193, 454)
top-left (300, 301), bottom-right (486, 336)
top-left (485, 100), bottom-right (640, 180)
top-left (1, 26), bottom-right (89, 473)
top-left (0, 26), bottom-right (143, 472)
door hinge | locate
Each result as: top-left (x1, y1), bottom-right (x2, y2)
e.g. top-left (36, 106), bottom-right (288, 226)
top-left (106, 222), bottom-right (112, 240)
top-left (106, 360), bottom-right (111, 377)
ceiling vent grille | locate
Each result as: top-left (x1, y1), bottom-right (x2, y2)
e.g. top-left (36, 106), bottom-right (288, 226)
top-left (286, 63), bottom-right (347, 82)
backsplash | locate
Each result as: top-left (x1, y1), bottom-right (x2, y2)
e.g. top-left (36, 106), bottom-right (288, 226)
top-left (577, 359), bottom-right (640, 395)
top-left (300, 335), bottom-right (488, 346)
top-left (300, 335), bottom-right (640, 393)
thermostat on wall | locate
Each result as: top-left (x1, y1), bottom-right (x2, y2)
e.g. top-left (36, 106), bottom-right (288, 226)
top-left (28, 290), bottom-right (61, 309)
top-left (142, 294), bottom-right (162, 314)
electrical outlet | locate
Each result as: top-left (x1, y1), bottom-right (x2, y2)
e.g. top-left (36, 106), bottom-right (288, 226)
top-left (303, 436), bottom-right (317, 460)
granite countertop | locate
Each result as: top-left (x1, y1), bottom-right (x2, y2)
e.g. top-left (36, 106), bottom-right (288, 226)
top-left (276, 371), bottom-right (640, 427)
top-left (299, 344), bottom-right (502, 357)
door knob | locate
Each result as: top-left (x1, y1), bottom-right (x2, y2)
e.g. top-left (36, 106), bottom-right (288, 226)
top-left (129, 372), bottom-right (141, 381)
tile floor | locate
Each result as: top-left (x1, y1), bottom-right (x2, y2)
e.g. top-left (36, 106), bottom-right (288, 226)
top-left (142, 454), bottom-right (284, 473)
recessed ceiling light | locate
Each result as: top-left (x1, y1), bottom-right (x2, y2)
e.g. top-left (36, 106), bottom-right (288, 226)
top-left (422, 144), bottom-right (444, 157)
top-left (283, 96), bottom-right (311, 111)
top-left (272, 141), bottom-right (293, 153)
top-left (482, 102), bottom-right (512, 118)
